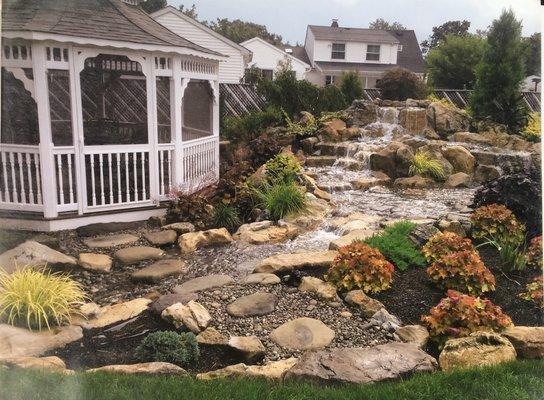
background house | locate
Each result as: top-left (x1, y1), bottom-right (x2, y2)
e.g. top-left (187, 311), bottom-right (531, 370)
top-left (152, 6), bottom-right (252, 84)
top-left (241, 37), bottom-right (311, 80)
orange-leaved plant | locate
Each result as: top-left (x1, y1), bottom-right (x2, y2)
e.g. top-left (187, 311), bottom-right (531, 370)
top-left (421, 289), bottom-right (513, 345)
top-left (526, 235), bottom-right (543, 269)
top-left (470, 204), bottom-right (525, 245)
top-left (325, 242), bottom-right (394, 294)
top-left (422, 231), bottom-right (475, 263)
top-left (519, 276), bottom-right (543, 308)
top-left (427, 250), bottom-right (495, 295)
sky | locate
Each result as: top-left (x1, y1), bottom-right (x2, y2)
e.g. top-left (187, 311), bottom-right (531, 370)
top-left (171, 0), bottom-right (542, 44)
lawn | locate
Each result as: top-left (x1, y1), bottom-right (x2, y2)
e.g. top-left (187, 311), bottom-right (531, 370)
top-left (1, 360), bottom-right (543, 400)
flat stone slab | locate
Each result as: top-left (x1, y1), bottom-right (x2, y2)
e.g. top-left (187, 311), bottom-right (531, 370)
top-left (0, 241), bottom-right (77, 274)
top-left (78, 253), bottom-right (112, 273)
top-left (0, 324), bottom-right (83, 358)
top-left (88, 362), bottom-right (188, 376)
top-left (284, 343), bottom-right (437, 384)
top-left (0, 356), bottom-right (69, 373)
top-left (79, 298), bottom-right (151, 329)
top-left (144, 230), bottom-right (177, 246)
top-left (131, 259), bottom-right (185, 283)
top-left (173, 274), bottom-right (234, 295)
top-left (150, 293), bottom-right (199, 315)
top-left (114, 246), bottom-right (164, 265)
top-left (226, 292), bottom-right (278, 317)
top-left (240, 273), bottom-right (281, 286)
top-left (162, 222), bottom-right (195, 234)
top-left (83, 234), bottom-right (139, 249)
top-left (197, 358), bottom-right (298, 381)
top-left (255, 251), bottom-right (338, 274)
top-left (270, 317), bottom-right (335, 350)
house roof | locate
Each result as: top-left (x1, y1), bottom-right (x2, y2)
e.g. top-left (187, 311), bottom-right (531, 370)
top-left (2, 0), bottom-right (222, 56)
top-left (387, 30), bottom-right (426, 73)
top-left (241, 37), bottom-right (311, 69)
top-left (308, 25), bottom-right (399, 44)
top-left (280, 45), bottom-right (311, 65)
top-left (151, 6), bottom-right (251, 56)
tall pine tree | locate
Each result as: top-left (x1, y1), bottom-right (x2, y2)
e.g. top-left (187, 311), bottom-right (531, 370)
top-left (470, 9), bottom-right (528, 133)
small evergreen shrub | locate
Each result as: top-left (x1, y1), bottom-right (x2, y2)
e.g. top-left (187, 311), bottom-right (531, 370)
top-left (376, 67), bottom-right (427, 101)
top-left (212, 203), bottom-right (241, 232)
top-left (326, 242), bottom-right (394, 293)
top-left (519, 276), bottom-right (543, 308)
top-left (471, 204), bottom-right (526, 245)
top-left (316, 85), bottom-right (347, 114)
top-left (422, 231), bottom-right (475, 263)
top-left (362, 221), bottom-right (426, 271)
top-left (427, 250), bottom-right (496, 295)
top-left (421, 289), bottom-right (513, 345)
top-left (521, 112), bottom-right (541, 142)
top-left (340, 71), bottom-right (363, 105)
top-left (0, 268), bottom-right (85, 331)
top-left (135, 331), bottom-right (199, 367)
top-left (318, 110), bottom-right (351, 124)
top-left (409, 151), bottom-right (445, 180)
top-left (526, 236), bottom-right (542, 269)
top-left (255, 182), bottom-right (307, 221)
top-left (264, 154), bottom-right (301, 184)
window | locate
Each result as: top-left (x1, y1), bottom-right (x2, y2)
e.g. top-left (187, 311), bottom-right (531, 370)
top-left (331, 43), bottom-right (345, 59)
top-left (366, 45), bottom-right (381, 61)
top-left (325, 75), bottom-right (335, 85)
top-left (398, 44), bottom-right (403, 52)
top-left (260, 69), bottom-right (273, 80)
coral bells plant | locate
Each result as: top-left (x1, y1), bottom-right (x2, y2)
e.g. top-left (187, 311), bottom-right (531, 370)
top-left (470, 204), bottom-right (525, 245)
top-left (519, 276), bottom-right (543, 308)
top-left (526, 236), bottom-right (543, 269)
top-left (422, 231), bottom-right (475, 264)
top-left (427, 250), bottom-right (496, 295)
top-left (325, 242), bottom-right (394, 294)
top-left (421, 290), bottom-right (513, 345)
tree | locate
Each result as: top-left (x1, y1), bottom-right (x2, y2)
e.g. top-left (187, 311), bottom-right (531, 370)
top-left (421, 20), bottom-right (471, 54)
top-left (207, 18), bottom-right (282, 45)
top-left (376, 68), bottom-right (427, 101)
top-left (140, 0), bottom-right (166, 13)
top-left (426, 34), bottom-right (485, 89)
top-left (369, 18), bottom-right (406, 30)
top-left (340, 71), bottom-right (363, 104)
top-left (522, 32), bottom-right (541, 76)
top-left (470, 9), bottom-right (528, 133)
top-left (179, 4), bottom-right (198, 19)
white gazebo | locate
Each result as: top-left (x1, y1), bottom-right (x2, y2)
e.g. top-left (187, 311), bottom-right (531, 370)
top-left (1, 0), bottom-right (225, 231)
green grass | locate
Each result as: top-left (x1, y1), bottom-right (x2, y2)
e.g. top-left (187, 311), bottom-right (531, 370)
top-left (1, 360), bottom-right (543, 400)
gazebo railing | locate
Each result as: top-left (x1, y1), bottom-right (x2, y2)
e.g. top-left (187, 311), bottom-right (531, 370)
top-left (181, 136), bottom-right (219, 193)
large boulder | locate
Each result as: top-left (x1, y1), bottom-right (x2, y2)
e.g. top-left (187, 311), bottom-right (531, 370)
top-left (161, 301), bottom-right (211, 333)
top-left (344, 290), bottom-right (384, 318)
top-left (234, 221), bottom-right (298, 245)
top-left (395, 325), bottom-right (430, 348)
top-left (394, 175), bottom-right (435, 188)
top-left (88, 362), bottom-right (187, 376)
top-left (439, 331), bottom-right (517, 371)
top-left (284, 343), bottom-right (437, 384)
top-left (346, 100), bottom-right (378, 126)
top-left (255, 251), bottom-right (338, 274)
top-left (399, 107), bottom-right (428, 134)
top-left (197, 358), bottom-right (298, 380)
top-left (474, 165), bottom-right (501, 183)
top-left (442, 145), bottom-right (475, 174)
top-left (445, 172), bottom-right (471, 188)
top-left (227, 336), bottom-right (266, 362)
top-left (0, 241), bottom-right (76, 274)
top-left (226, 292), bottom-right (278, 317)
top-left (269, 317), bottom-right (335, 350)
top-left (502, 326), bottom-right (544, 359)
top-left (178, 228), bottom-right (233, 253)
top-left (150, 293), bottom-right (198, 315)
top-left (426, 101), bottom-right (470, 138)
top-left (369, 141), bottom-right (413, 179)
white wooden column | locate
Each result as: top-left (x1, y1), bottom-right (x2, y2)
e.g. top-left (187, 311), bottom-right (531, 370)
top-left (171, 57), bottom-right (183, 187)
top-left (146, 57), bottom-right (160, 203)
top-left (32, 42), bottom-right (58, 218)
top-left (210, 79), bottom-right (220, 180)
top-left (68, 46), bottom-right (84, 215)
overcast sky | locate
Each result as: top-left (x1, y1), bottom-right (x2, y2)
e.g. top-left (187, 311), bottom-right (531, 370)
top-left (171, 0), bottom-right (542, 44)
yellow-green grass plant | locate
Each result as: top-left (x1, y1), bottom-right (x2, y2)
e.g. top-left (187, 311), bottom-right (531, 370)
top-left (409, 151), bottom-right (445, 181)
top-left (0, 267), bottom-right (86, 331)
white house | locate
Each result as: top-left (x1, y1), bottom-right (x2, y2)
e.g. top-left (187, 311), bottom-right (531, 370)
top-left (240, 37), bottom-right (311, 80)
top-left (152, 6), bottom-right (252, 84)
top-left (1, 0), bottom-right (225, 231)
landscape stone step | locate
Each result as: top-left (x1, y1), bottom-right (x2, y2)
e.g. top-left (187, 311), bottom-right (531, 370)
top-left (83, 234), bottom-right (139, 249)
top-left (144, 230), bottom-right (177, 246)
top-left (173, 274), bottom-right (234, 295)
top-left (114, 246), bottom-right (165, 265)
top-left (270, 317), bottom-right (335, 351)
top-left (255, 251), bottom-right (338, 274)
top-left (0, 241), bottom-right (77, 274)
top-left (305, 156), bottom-right (337, 168)
top-left (226, 292), bottom-right (278, 317)
top-left (78, 253), bottom-right (112, 273)
top-left (131, 259), bottom-right (185, 283)
top-left (240, 273), bottom-right (281, 286)
top-left (78, 298), bottom-right (151, 329)
top-left (88, 362), bottom-right (188, 376)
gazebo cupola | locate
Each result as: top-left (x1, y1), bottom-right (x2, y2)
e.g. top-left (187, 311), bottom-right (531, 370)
top-left (0, 0), bottom-right (226, 231)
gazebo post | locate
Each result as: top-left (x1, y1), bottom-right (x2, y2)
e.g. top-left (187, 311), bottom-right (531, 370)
top-left (171, 56), bottom-right (183, 188)
top-left (32, 42), bottom-right (58, 219)
top-left (145, 57), bottom-right (160, 202)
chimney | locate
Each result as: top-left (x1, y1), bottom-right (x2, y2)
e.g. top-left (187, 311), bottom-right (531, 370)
top-left (331, 19), bottom-right (339, 28)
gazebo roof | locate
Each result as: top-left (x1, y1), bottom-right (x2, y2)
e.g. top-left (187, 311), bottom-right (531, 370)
top-left (2, 0), bottom-right (222, 57)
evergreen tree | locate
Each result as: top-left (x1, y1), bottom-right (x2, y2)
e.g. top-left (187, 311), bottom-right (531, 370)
top-left (470, 9), bottom-right (528, 133)
top-left (340, 71), bottom-right (363, 105)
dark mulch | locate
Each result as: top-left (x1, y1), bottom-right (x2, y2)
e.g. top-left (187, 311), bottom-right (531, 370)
top-left (45, 311), bottom-right (243, 373)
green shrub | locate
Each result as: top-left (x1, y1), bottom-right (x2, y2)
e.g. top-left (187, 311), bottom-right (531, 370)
top-left (283, 110), bottom-right (318, 138)
top-left (376, 67), bottom-right (427, 101)
top-left (340, 71), bottom-right (363, 105)
top-left (135, 331), bottom-right (199, 367)
top-left (0, 268), bottom-right (85, 331)
top-left (316, 85), bottom-right (347, 115)
top-left (264, 154), bottom-right (301, 184)
top-left (255, 182), bottom-right (307, 221)
top-left (222, 106), bottom-right (283, 144)
top-left (212, 203), bottom-right (241, 232)
top-left (326, 242), bottom-right (394, 293)
top-left (409, 151), bottom-right (445, 180)
top-left (362, 221), bottom-right (426, 271)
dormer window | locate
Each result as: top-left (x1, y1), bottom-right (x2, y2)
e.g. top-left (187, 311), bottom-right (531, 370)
top-left (331, 43), bottom-right (345, 59)
top-left (366, 45), bottom-right (380, 61)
